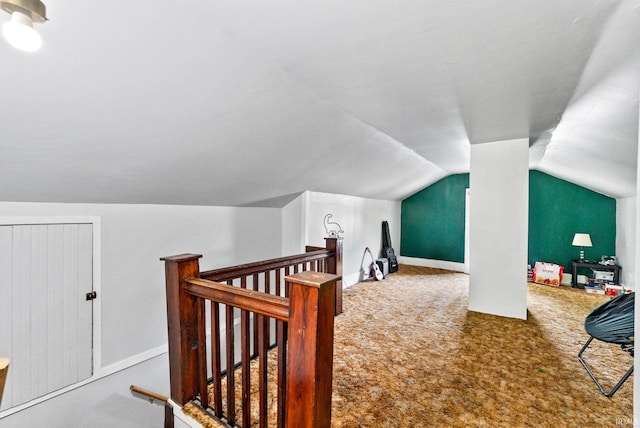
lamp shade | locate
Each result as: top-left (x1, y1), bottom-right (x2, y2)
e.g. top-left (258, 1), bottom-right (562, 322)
top-left (572, 233), bottom-right (593, 247)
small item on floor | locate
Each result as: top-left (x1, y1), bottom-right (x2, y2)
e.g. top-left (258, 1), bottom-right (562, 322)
top-left (584, 283), bottom-right (605, 294)
top-left (606, 284), bottom-right (625, 297)
top-left (364, 247), bottom-right (383, 280)
top-left (533, 261), bottom-right (564, 286)
top-left (376, 258), bottom-right (389, 276)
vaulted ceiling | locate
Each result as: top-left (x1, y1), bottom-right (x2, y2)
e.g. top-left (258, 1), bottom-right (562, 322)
top-left (0, 0), bottom-right (638, 207)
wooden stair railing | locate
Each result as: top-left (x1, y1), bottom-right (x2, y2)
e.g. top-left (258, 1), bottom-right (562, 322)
top-left (161, 238), bottom-right (342, 428)
top-left (201, 237), bottom-right (343, 316)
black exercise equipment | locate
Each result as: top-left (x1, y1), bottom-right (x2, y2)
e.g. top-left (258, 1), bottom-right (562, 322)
top-left (577, 292), bottom-right (634, 397)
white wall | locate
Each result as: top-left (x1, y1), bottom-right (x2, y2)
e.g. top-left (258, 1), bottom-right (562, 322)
top-left (0, 355), bottom-right (169, 428)
top-left (0, 193), bottom-right (398, 425)
top-left (281, 191), bottom-right (307, 256)
top-left (281, 191), bottom-right (401, 287)
top-left (468, 139), bottom-right (529, 320)
top-left (306, 192), bottom-right (401, 286)
top-left (0, 202), bottom-right (281, 425)
top-left (616, 197), bottom-right (636, 289)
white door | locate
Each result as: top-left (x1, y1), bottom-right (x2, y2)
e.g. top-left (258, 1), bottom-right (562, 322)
top-left (0, 223), bottom-right (94, 410)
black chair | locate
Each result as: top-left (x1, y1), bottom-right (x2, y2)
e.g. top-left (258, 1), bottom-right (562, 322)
top-left (578, 292), bottom-right (634, 397)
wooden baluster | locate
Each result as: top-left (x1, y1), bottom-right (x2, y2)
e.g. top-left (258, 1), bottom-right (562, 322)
top-left (197, 303), bottom-right (208, 408)
top-left (265, 272), bottom-right (272, 346)
top-left (210, 300), bottom-right (222, 415)
top-left (240, 276), bottom-right (251, 427)
top-left (285, 272), bottom-right (338, 428)
top-left (276, 268), bottom-right (287, 427)
top-left (161, 254), bottom-right (203, 406)
top-left (253, 273), bottom-right (260, 358)
top-left (257, 314), bottom-right (269, 428)
top-left (285, 267), bottom-right (292, 298)
top-left (325, 237), bottom-right (344, 315)
top-left (276, 319), bottom-right (288, 428)
top-left (225, 302), bottom-right (236, 425)
top-left (164, 400), bottom-right (174, 428)
top-left (265, 270), bottom-right (272, 295)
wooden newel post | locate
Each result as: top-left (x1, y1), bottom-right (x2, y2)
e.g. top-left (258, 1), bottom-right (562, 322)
top-left (325, 237), bottom-right (343, 315)
top-left (285, 271), bottom-right (339, 428)
top-left (160, 253), bottom-right (204, 405)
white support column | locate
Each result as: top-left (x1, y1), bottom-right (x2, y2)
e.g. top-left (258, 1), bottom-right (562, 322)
top-left (468, 138), bottom-right (529, 319)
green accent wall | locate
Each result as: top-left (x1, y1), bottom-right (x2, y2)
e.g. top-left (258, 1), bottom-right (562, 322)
top-left (401, 171), bottom-right (616, 270)
top-left (528, 170), bottom-right (615, 270)
top-left (401, 174), bottom-right (469, 263)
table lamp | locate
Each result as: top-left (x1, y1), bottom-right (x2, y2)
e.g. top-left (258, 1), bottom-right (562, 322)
top-left (572, 233), bottom-right (592, 260)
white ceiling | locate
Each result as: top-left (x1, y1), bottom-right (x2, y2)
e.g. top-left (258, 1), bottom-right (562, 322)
top-left (0, 0), bottom-right (638, 207)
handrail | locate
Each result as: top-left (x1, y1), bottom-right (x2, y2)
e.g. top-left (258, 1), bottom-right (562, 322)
top-left (130, 385), bottom-right (175, 428)
top-left (130, 385), bottom-right (168, 403)
top-left (185, 278), bottom-right (290, 321)
top-left (201, 249), bottom-right (332, 282)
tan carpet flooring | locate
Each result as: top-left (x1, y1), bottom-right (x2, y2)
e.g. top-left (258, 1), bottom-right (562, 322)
top-left (185, 264), bottom-right (633, 427)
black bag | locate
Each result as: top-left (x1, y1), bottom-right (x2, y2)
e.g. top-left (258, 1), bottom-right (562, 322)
top-left (381, 221), bottom-right (399, 273)
top-left (385, 254), bottom-right (399, 273)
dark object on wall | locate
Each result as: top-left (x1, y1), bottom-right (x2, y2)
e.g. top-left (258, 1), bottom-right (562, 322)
top-left (381, 221), bottom-right (398, 273)
top-left (578, 292), bottom-right (634, 397)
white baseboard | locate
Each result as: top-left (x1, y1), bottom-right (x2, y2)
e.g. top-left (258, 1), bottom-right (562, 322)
top-left (97, 344), bottom-right (168, 377)
top-left (398, 256), bottom-right (466, 273)
top-left (347, 256), bottom-right (466, 286)
top-left (343, 271), bottom-right (362, 289)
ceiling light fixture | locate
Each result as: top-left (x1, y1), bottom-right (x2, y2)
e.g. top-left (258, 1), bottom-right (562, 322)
top-left (1, 0), bottom-right (47, 52)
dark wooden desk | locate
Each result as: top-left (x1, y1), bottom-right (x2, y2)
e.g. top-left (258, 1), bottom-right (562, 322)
top-left (570, 260), bottom-right (620, 288)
